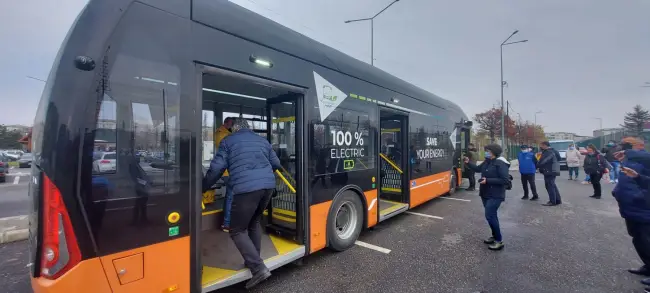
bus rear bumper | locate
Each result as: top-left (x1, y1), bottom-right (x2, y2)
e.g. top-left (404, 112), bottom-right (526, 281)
top-left (31, 258), bottom-right (111, 293)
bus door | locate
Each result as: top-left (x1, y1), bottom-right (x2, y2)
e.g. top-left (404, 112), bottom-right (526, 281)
top-left (266, 94), bottom-right (302, 238)
top-left (455, 122), bottom-right (472, 184)
top-left (378, 108), bottom-right (409, 222)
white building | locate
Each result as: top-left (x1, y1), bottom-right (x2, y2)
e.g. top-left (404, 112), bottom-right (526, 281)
top-left (546, 132), bottom-right (591, 142)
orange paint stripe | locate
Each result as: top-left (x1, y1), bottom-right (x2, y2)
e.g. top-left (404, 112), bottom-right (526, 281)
top-left (409, 171), bottom-right (451, 208)
top-left (309, 200), bottom-right (332, 253)
top-left (364, 189), bottom-right (378, 228)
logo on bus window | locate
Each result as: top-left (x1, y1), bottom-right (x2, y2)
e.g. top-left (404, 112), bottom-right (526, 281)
top-left (313, 71), bottom-right (348, 122)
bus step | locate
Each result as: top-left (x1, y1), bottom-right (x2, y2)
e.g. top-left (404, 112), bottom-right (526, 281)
top-left (265, 224), bottom-right (297, 240)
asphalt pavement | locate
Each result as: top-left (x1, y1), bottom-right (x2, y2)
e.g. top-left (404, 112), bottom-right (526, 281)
top-left (1, 171), bottom-right (647, 293)
top-left (0, 168), bottom-right (30, 218)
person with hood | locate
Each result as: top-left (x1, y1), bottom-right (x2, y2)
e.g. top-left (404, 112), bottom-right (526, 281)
top-left (537, 141), bottom-right (562, 206)
top-left (203, 118), bottom-right (283, 289)
top-left (517, 144), bottom-right (539, 200)
top-left (583, 144), bottom-right (611, 199)
top-left (466, 143), bottom-right (479, 191)
top-left (603, 140), bottom-right (622, 183)
top-left (464, 144), bottom-right (511, 251)
top-left (611, 137), bottom-right (650, 289)
top-left (566, 143), bottom-right (583, 180)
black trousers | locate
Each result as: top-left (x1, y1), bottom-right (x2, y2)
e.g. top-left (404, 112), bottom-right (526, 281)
top-left (626, 220), bottom-right (650, 267)
top-left (468, 170), bottom-right (476, 189)
top-left (520, 174), bottom-right (538, 198)
top-left (544, 175), bottom-right (562, 204)
top-left (590, 172), bottom-right (603, 197)
top-left (229, 188), bottom-right (273, 274)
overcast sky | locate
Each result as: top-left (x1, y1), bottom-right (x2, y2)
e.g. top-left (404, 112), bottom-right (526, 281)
top-left (1, 0), bottom-right (648, 136)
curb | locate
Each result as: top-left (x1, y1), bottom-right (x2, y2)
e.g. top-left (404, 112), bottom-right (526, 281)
top-left (0, 215), bottom-right (29, 244)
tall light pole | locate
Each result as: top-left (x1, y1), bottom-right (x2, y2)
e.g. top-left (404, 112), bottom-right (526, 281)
top-left (344, 0), bottom-right (400, 66)
top-left (593, 117), bottom-right (603, 148)
top-left (500, 30), bottom-right (528, 149)
top-left (534, 111), bottom-right (542, 145)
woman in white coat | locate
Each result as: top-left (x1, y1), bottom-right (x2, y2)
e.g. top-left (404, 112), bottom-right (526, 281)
top-left (565, 143), bottom-right (583, 180)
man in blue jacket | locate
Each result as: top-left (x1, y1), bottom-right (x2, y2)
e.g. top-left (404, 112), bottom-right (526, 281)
top-left (518, 145), bottom-right (539, 200)
top-left (203, 118), bottom-right (283, 289)
top-left (612, 137), bottom-right (650, 289)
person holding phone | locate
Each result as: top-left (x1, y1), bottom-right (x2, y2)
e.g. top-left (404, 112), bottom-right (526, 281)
top-left (610, 137), bottom-right (650, 289)
top-left (463, 144), bottom-right (511, 251)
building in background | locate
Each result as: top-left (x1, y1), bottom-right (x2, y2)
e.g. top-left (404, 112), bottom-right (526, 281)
top-left (593, 128), bottom-right (624, 137)
top-left (546, 132), bottom-right (592, 142)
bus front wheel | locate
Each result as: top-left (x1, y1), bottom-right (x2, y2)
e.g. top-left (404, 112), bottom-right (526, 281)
top-left (327, 191), bottom-right (363, 252)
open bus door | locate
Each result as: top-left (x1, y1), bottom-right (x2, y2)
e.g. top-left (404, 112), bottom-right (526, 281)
top-left (455, 120), bottom-right (473, 186)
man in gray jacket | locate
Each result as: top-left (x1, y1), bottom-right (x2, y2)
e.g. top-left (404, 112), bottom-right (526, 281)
top-left (203, 118), bottom-right (283, 289)
top-left (537, 141), bottom-right (562, 206)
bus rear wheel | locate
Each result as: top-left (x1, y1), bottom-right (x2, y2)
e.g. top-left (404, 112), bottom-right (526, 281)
top-left (327, 191), bottom-right (363, 252)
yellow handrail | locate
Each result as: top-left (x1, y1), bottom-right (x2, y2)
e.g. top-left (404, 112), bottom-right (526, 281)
top-left (379, 153), bottom-right (403, 174)
top-left (276, 169), bottom-right (297, 193)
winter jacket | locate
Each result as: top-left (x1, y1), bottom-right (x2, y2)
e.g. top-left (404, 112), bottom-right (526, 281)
top-left (213, 125), bottom-right (231, 177)
top-left (602, 145), bottom-right (622, 162)
top-left (537, 148), bottom-right (560, 176)
top-left (467, 149), bottom-right (479, 164)
top-left (517, 151), bottom-right (538, 175)
top-left (203, 129), bottom-right (282, 195)
top-left (565, 149), bottom-right (583, 168)
top-left (612, 150), bottom-right (650, 223)
top-left (583, 153), bottom-right (609, 175)
top-left (466, 157), bottom-right (511, 200)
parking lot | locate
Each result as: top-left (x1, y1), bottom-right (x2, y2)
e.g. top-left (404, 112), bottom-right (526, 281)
top-left (0, 167), bottom-right (30, 218)
top-left (1, 172), bottom-right (646, 293)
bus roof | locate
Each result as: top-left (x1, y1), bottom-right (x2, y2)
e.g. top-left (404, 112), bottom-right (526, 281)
top-left (196, 1), bottom-right (461, 113)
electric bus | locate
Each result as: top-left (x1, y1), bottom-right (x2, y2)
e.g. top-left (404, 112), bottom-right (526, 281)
top-left (28, 1), bottom-right (472, 292)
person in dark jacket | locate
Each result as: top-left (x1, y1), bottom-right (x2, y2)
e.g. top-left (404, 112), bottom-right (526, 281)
top-left (583, 144), bottom-right (610, 199)
top-left (611, 138), bottom-right (650, 289)
top-left (518, 145), bottom-right (539, 200)
top-left (602, 140), bottom-right (622, 183)
top-left (202, 118), bottom-right (282, 289)
top-left (464, 144), bottom-right (510, 250)
top-left (466, 143), bottom-right (479, 191)
top-left (537, 141), bottom-right (562, 206)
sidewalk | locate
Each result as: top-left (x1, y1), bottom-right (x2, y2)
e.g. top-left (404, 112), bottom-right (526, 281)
top-left (0, 215), bottom-right (28, 244)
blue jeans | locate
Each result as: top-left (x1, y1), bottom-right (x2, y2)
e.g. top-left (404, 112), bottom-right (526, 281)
top-left (544, 175), bottom-right (562, 204)
top-left (609, 161), bottom-right (620, 181)
top-left (568, 167), bottom-right (579, 179)
top-left (481, 198), bottom-right (503, 242)
top-left (585, 174), bottom-right (590, 182)
top-left (222, 177), bottom-right (234, 229)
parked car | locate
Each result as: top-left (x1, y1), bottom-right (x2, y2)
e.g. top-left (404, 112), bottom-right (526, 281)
top-left (3, 149), bottom-right (23, 160)
top-left (18, 153), bottom-right (33, 168)
top-left (92, 151), bottom-right (117, 173)
top-left (0, 153), bottom-right (9, 183)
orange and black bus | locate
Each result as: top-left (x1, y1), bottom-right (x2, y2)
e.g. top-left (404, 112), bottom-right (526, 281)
top-left (28, 1), bottom-right (472, 292)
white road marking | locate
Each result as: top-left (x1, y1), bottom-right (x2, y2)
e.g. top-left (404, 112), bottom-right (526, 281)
top-left (13, 176), bottom-right (20, 184)
top-left (355, 241), bottom-right (391, 254)
top-left (439, 197), bottom-right (471, 202)
top-left (405, 211), bottom-right (444, 220)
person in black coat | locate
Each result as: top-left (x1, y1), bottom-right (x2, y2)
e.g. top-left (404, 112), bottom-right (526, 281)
top-left (464, 144), bottom-right (511, 251)
top-left (583, 144), bottom-right (611, 199)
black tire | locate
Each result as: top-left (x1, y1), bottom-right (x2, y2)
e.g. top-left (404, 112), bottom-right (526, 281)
top-left (327, 191), bottom-right (363, 252)
top-left (0, 176), bottom-right (5, 183)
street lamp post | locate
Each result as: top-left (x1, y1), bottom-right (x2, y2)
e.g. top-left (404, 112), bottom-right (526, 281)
top-left (593, 117), bottom-right (603, 148)
top-left (534, 111), bottom-right (542, 146)
top-left (500, 30), bottom-right (528, 149)
top-left (344, 0), bottom-right (400, 66)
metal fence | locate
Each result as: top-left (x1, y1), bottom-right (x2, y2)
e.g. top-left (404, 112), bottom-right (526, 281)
top-left (575, 131), bottom-right (650, 151)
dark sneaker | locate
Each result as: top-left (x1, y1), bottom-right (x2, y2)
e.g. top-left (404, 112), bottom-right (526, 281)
top-left (644, 287), bottom-right (650, 293)
top-left (641, 278), bottom-right (650, 286)
top-left (542, 202), bottom-right (557, 206)
top-left (589, 195), bottom-right (601, 199)
top-left (466, 188), bottom-right (476, 191)
top-left (246, 268), bottom-right (271, 289)
top-left (530, 196), bottom-right (539, 201)
top-left (488, 241), bottom-right (504, 250)
top-left (629, 266), bottom-right (650, 276)
top-left (521, 195), bottom-right (529, 200)
top-left (483, 237), bottom-right (495, 244)
top-left (568, 177), bottom-right (573, 180)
